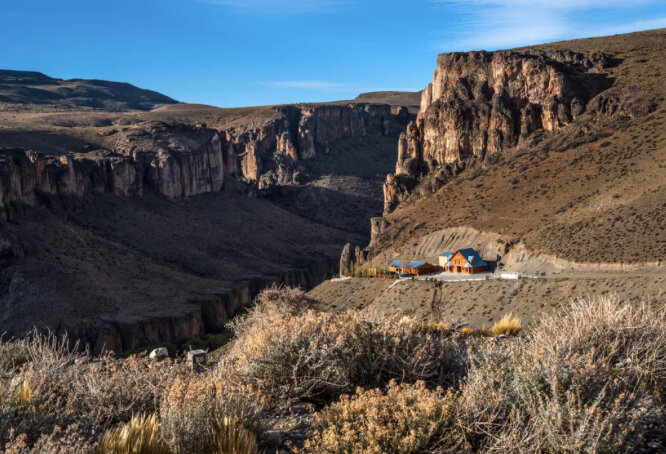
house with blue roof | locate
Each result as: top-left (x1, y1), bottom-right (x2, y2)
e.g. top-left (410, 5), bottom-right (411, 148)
top-left (441, 248), bottom-right (487, 274)
top-left (388, 259), bottom-right (437, 275)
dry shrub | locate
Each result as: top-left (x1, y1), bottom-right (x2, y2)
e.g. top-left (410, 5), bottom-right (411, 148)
top-left (223, 293), bottom-right (466, 404)
top-left (457, 295), bottom-right (665, 453)
top-left (4, 425), bottom-right (97, 454)
top-left (531, 295), bottom-right (666, 389)
top-left (95, 413), bottom-right (169, 454)
top-left (67, 355), bottom-right (182, 429)
top-left (1, 331), bottom-right (190, 451)
top-left (305, 381), bottom-right (461, 454)
top-left (225, 285), bottom-right (313, 369)
top-left (159, 374), bottom-right (266, 454)
top-left (459, 346), bottom-right (646, 453)
top-left (0, 335), bottom-right (29, 377)
top-left (491, 313), bottom-right (522, 336)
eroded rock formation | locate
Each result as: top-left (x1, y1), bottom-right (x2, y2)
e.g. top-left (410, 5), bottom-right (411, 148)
top-left (0, 103), bottom-right (408, 214)
top-left (384, 50), bottom-right (613, 213)
top-left (224, 103), bottom-right (407, 190)
top-left (0, 122), bottom-right (224, 208)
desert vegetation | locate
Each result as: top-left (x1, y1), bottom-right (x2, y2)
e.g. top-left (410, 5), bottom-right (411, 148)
top-left (0, 287), bottom-right (664, 453)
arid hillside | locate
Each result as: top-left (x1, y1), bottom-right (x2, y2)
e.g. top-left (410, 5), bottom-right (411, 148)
top-left (0, 70), bottom-right (177, 110)
top-left (363, 29), bottom-right (666, 270)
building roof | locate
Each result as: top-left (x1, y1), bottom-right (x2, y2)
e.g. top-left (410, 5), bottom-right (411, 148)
top-left (389, 260), bottom-right (428, 268)
top-left (439, 252), bottom-right (454, 258)
top-left (456, 248), bottom-right (487, 267)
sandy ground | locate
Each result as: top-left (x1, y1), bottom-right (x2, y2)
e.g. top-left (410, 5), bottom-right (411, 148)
top-left (308, 272), bottom-right (666, 330)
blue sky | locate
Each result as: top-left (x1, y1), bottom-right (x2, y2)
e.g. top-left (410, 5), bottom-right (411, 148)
top-left (1, 0), bottom-right (665, 107)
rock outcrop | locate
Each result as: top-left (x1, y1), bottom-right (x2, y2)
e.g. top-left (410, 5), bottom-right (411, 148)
top-left (0, 103), bottom-right (409, 214)
top-left (0, 122), bottom-right (224, 209)
top-left (224, 103), bottom-right (408, 190)
top-left (384, 50), bottom-right (613, 213)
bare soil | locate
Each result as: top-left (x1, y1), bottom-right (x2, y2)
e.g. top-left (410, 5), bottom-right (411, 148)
top-left (309, 273), bottom-right (666, 329)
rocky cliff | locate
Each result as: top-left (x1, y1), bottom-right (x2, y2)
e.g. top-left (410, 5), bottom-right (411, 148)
top-left (0, 122), bottom-right (224, 210)
top-left (0, 103), bottom-right (407, 215)
top-left (384, 49), bottom-right (613, 213)
top-left (346, 30), bottom-right (666, 274)
top-left (223, 103), bottom-right (409, 189)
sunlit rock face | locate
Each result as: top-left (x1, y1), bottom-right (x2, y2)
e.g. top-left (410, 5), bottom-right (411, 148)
top-left (385, 49), bottom-right (612, 213)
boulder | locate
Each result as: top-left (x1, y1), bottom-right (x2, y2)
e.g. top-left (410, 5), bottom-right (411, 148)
top-left (148, 347), bottom-right (169, 360)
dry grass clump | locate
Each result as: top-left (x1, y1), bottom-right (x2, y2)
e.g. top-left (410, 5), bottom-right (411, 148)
top-left (223, 300), bottom-right (466, 405)
top-left (531, 295), bottom-right (666, 390)
top-left (96, 412), bottom-right (258, 454)
top-left (209, 416), bottom-right (259, 454)
top-left (96, 413), bottom-right (169, 454)
top-left (456, 295), bottom-right (665, 453)
top-left (491, 313), bottom-right (522, 336)
top-left (421, 321), bottom-right (449, 333)
top-left (460, 326), bottom-right (492, 337)
top-left (305, 381), bottom-right (460, 454)
top-left (159, 375), bottom-right (265, 454)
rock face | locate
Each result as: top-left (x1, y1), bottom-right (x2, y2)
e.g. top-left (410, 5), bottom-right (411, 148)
top-left (384, 50), bottom-right (612, 213)
top-left (224, 103), bottom-right (407, 190)
top-left (339, 243), bottom-right (353, 277)
top-left (0, 122), bottom-right (224, 208)
top-left (0, 103), bottom-right (408, 214)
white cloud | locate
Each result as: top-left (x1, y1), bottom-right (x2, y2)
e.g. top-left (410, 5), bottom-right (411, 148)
top-left (262, 80), bottom-right (352, 90)
top-left (433, 0), bottom-right (665, 51)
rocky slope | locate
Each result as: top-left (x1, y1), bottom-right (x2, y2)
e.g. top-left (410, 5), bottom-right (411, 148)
top-left (384, 49), bottom-right (614, 213)
top-left (344, 29), bottom-right (666, 272)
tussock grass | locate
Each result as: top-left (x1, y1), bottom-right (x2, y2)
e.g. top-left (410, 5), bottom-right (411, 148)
top-left (15, 379), bottom-right (32, 405)
top-left (210, 417), bottom-right (258, 454)
top-left (96, 413), bottom-right (169, 454)
top-left (421, 321), bottom-right (449, 333)
top-left (491, 313), bottom-right (522, 336)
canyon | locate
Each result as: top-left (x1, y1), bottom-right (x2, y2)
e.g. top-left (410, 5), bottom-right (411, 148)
top-left (0, 89), bottom-right (414, 352)
top-left (1, 29), bottom-right (665, 353)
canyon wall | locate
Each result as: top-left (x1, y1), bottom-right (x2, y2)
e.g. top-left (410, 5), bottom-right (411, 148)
top-left (0, 103), bottom-right (406, 213)
top-left (384, 50), bottom-right (612, 213)
top-left (90, 260), bottom-right (336, 354)
top-left (223, 103), bottom-right (408, 189)
top-left (0, 122), bottom-right (225, 209)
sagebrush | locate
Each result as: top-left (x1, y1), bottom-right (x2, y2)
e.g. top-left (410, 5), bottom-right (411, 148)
top-left (1, 290), bottom-right (663, 454)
